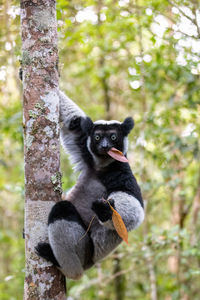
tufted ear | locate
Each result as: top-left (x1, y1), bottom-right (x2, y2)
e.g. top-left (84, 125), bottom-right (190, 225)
top-left (81, 117), bottom-right (93, 136)
top-left (121, 117), bottom-right (134, 136)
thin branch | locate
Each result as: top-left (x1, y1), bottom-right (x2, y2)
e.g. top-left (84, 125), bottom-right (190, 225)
top-left (193, 1), bottom-right (200, 38)
top-left (168, 0), bottom-right (195, 24)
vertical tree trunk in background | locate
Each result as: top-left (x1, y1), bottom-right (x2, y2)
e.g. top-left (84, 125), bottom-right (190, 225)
top-left (20, 0), bottom-right (66, 299)
top-left (190, 164), bottom-right (200, 245)
top-left (113, 255), bottom-right (126, 300)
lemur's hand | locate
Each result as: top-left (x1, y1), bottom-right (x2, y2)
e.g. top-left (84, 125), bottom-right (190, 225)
top-left (69, 116), bottom-right (81, 131)
top-left (92, 199), bottom-right (115, 222)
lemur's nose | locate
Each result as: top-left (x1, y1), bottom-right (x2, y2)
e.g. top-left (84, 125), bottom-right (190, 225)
top-left (101, 138), bottom-right (110, 150)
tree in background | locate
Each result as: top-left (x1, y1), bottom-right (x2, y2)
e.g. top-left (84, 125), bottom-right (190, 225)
top-left (20, 0), bottom-right (65, 298)
top-left (0, 0), bottom-right (200, 299)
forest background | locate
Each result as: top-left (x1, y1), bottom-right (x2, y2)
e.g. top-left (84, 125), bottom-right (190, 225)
top-left (0, 0), bottom-right (200, 299)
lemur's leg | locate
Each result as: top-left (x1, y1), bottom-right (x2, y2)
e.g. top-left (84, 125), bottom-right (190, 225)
top-left (47, 201), bottom-right (94, 280)
top-left (91, 194), bottom-right (144, 262)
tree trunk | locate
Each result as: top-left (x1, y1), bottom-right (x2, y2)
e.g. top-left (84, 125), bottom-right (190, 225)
top-left (113, 255), bottom-right (126, 300)
top-left (20, 0), bottom-right (66, 299)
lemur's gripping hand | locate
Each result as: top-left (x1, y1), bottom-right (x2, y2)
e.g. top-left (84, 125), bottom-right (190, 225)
top-left (92, 199), bottom-right (115, 222)
top-left (69, 116), bottom-right (81, 131)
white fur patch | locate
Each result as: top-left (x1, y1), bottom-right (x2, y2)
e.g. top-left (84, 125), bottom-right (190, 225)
top-left (109, 192), bottom-right (144, 231)
top-left (123, 136), bottom-right (128, 154)
top-left (94, 120), bottom-right (121, 125)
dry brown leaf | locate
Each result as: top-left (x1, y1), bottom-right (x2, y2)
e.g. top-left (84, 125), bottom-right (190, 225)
top-left (107, 201), bottom-right (129, 245)
top-left (107, 147), bottom-right (129, 163)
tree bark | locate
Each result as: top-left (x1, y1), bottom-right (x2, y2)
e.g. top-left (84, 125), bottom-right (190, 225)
top-left (20, 0), bottom-right (66, 299)
top-left (113, 255), bottom-right (126, 300)
top-left (190, 164), bottom-right (200, 245)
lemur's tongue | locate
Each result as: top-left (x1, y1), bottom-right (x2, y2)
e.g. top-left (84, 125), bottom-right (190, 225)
top-left (107, 147), bottom-right (129, 163)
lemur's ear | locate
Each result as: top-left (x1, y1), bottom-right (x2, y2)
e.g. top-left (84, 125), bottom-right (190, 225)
top-left (121, 117), bottom-right (134, 135)
top-left (81, 117), bottom-right (93, 135)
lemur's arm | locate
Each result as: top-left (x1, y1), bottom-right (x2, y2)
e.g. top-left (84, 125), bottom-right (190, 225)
top-left (59, 91), bottom-right (92, 171)
top-left (92, 193), bottom-right (144, 232)
top-left (91, 164), bottom-right (144, 262)
top-left (90, 193), bottom-right (144, 263)
top-left (59, 91), bottom-right (86, 124)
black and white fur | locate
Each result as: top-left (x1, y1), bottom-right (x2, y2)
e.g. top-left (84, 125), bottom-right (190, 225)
top-left (36, 91), bottom-right (144, 280)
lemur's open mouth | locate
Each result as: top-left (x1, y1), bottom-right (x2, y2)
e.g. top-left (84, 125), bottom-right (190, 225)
top-left (107, 147), bottom-right (129, 163)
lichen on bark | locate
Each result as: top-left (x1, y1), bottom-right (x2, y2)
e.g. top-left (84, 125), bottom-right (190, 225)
top-left (51, 172), bottom-right (63, 194)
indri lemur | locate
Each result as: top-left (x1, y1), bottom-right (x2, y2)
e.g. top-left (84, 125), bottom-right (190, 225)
top-left (36, 91), bottom-right (144, 280)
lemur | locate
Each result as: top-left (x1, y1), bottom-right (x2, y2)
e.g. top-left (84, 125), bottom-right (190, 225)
top-left (36, 91), bottom-right (144, 280)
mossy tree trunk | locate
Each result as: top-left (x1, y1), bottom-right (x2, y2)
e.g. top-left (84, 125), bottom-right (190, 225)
top-left (20, 0), bottom-right (66, 299)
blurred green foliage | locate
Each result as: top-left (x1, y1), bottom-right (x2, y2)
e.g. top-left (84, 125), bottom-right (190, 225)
top-left (0, 0), bottom-right (200, 299)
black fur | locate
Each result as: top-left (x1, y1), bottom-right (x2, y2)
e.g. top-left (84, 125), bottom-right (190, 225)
top-left (75, 130), bottom-right (94, 168)
top-left (35, 242), bottom-right (60, 267)
top-left (48, 201), bottom-right (87, 228)
top-left (96, 161), bottom-right (144, 208)
top-left (83, 238), bottom-right (94, 270)
top-left (92, 199), bottom-right (115, 222)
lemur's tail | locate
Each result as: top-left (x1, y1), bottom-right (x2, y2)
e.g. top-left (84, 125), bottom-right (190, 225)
top-left (35, 242), bottom-right (60, 267)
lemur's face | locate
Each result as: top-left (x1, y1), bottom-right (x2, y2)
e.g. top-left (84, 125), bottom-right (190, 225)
top-left (81, 117), bottom-right (134, 161)
top-left (90, 124), bottom-right (124, 156)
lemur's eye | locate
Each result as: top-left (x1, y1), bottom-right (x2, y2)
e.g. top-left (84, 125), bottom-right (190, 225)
top-left (95, 134), bottom-right (101, 141)
top-left (111, 134), bottom-right (117, 141)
